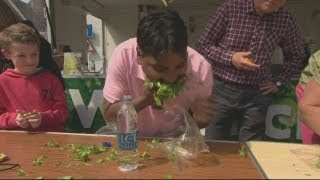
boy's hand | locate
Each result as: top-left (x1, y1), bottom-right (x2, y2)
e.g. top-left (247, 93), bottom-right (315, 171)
top-left (25, 110), bottom-right (42, 129)
top-left (190, 96), bottom-right (215, 129)
top-left (16, 110), bottom-right (30, 128)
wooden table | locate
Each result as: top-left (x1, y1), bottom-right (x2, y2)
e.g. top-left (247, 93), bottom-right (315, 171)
top-left (246, 141), bottom-right (320, 179)
top-left (0, 131), bottom-right (262, 179)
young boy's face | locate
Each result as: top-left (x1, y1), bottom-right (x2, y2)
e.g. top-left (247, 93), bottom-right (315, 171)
top-left (138, 52), bottom-right (187, 84)
top-left (2, 42), bottom-right (39, 75)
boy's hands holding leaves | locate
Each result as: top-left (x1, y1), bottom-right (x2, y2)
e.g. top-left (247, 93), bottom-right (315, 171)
top-left (26, 110), bottom-right (42, 128)
top-left (16, 110), bottom-right (42, 129)
top-left (16, 110), bottom-right (30, 128)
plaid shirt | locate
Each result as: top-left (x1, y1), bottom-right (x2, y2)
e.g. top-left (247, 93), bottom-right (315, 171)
top-left (196, 0), bottom-right (306, 86)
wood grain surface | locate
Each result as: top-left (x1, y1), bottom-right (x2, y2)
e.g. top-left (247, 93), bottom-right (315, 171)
top-left (0, 131), bottom-right (262, 179)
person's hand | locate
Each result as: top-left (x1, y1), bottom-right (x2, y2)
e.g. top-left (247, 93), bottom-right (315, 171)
top-left (25, 110), bottom-right (42, 129)
top-left (190, 96), bottom-right (215, 129)
top-left (143, 85), bottom-right (160, 109)
top-left (15, 110), bottom-right (30, 128)
top-left (232, 52), bottom-right (260, 71)
top-left (259, 80), bottom-right (279, 95)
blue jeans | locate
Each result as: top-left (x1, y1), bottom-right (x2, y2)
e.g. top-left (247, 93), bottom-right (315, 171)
top-left (205, 77), bottom-right (271, 142)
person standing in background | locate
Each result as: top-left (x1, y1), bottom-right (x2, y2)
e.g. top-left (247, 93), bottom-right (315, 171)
top-left (196, 0), bottom-right (306, 141)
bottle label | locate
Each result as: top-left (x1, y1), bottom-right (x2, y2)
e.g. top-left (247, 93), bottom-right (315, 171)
top-left (117, 131), bottom-right (138, 150)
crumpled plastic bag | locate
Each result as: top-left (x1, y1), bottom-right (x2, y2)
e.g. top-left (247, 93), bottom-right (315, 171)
top-left (95, 121), bottom-right (117, 135)
top-left (159, 106), bottom-right (209, 161)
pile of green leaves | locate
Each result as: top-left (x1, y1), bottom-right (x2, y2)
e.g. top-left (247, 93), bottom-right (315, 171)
top-left (61, 144), bottom-right (107, 163)
top-left (144, 77), bottom-right (186, 107)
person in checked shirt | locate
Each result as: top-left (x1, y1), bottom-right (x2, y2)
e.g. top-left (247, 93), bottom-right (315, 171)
top-left (196, 0), bottom-right (306, 141)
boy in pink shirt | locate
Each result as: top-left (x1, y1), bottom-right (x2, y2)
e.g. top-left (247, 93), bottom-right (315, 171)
top-left (103, 9), bottom-right (214, 137)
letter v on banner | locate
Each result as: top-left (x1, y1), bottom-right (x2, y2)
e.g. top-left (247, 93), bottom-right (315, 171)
top-left (68, 89), bottom-right (104, 128)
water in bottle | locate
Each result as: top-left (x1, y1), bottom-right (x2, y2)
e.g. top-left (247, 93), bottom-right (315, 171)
top-left (116, 95), bottom-right (139, 172)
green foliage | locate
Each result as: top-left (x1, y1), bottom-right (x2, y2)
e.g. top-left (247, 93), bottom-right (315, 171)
top-left (58, 176), bottom-right (73, 180)
top-left (107, 148), bottom-right (118, 160)
top-left (239, 145), bottom-right (248, 157)
top-left (44, 139), bottom-right (60, 147)
top-left (144, 77), bottom-right (186, 107)
top-left (316, 157), bottom-right (320, 168)
top-left (165, 174), bottom-right (174, 179)
top-left (32, 155), bottom-right (47, 166)
top-left (145, 138), bottom-right (161, 149)
top-left (17, 169), bottom-right (26, 176)
top-left (62, 144), bottom-right (108, 162)
top-left (96, 158), bottom-right (105, 164)
top-left (140, 151), bottom-right (151, 162)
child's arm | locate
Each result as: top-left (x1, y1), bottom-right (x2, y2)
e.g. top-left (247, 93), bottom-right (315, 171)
top-left (0, 111), bottom-right (19, 129)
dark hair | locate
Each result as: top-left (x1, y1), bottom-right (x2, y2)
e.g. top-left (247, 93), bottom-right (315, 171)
top-left (136, 8), bottom-right (188, 60)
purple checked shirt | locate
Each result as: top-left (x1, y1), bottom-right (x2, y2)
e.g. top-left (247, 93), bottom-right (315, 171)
top-left (196, 0), bottom-right (306, 86)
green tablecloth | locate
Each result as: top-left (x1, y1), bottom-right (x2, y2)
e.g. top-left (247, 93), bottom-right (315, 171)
top-left (63, 76), bottom-right (301, 141)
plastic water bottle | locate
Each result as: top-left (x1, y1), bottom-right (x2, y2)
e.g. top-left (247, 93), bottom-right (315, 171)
top-left (116, 95), bottom-right (139, 172)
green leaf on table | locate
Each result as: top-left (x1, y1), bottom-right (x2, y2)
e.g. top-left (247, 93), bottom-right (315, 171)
top-left (44, 139), bottom-right (60, 147)
top-left (96, 158), bottom-right (105, 164)
top-left (145, 138), bottom-right (161, 149)
top-left (63, 144), bottom-right (107, 162)
top-left (107, 149), bottom-right (118, 160)
top-left (17, 169), bottom-right (26, 176)
top-left (32, 155), bottom-right (47, 166)
top-left (239, 145), bottom-right (248, 157)
top-left (316, 157), bottom-right (320, 168)
top-left (58, 176), bottom-right (73, 180)
top-left (167, 150), bottom-right (181, 162)
top-left (140, 151), bottom-right (151, 162)
top-left (165, 174), bottom-right (174, 179)
top-left (304, 173), bottom-right (311, 176)
top-left (35, 176), bottom-right (44, 179)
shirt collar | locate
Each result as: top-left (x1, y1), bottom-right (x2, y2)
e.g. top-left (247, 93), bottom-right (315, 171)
top-left (133, 56), bottom-right (146, 81)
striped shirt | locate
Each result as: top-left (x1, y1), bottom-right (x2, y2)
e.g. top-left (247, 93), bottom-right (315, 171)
top-left (196, 0), bottom-right (306, 86)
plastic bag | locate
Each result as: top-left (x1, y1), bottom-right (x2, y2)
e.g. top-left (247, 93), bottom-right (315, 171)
top-left (160, 106), bottom-right (209, 160)
top-left (95, 121), bottom-right (117, 135)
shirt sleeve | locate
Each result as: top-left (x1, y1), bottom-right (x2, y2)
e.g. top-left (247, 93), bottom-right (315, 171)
top-left (276, 16), bottom-right (307, 84)
top-left (196, 1), bottom-right (234, 67)
top-left (201, 60), bottom-right (213, 96)
top-left (40, 75), bottom-right (69, 129)
top-left (0, 82), bottom-right (18, 129)
top-left (103, 45), bottom-right (129, 103)
top-left (0, 111), bottom-right (18, 129)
